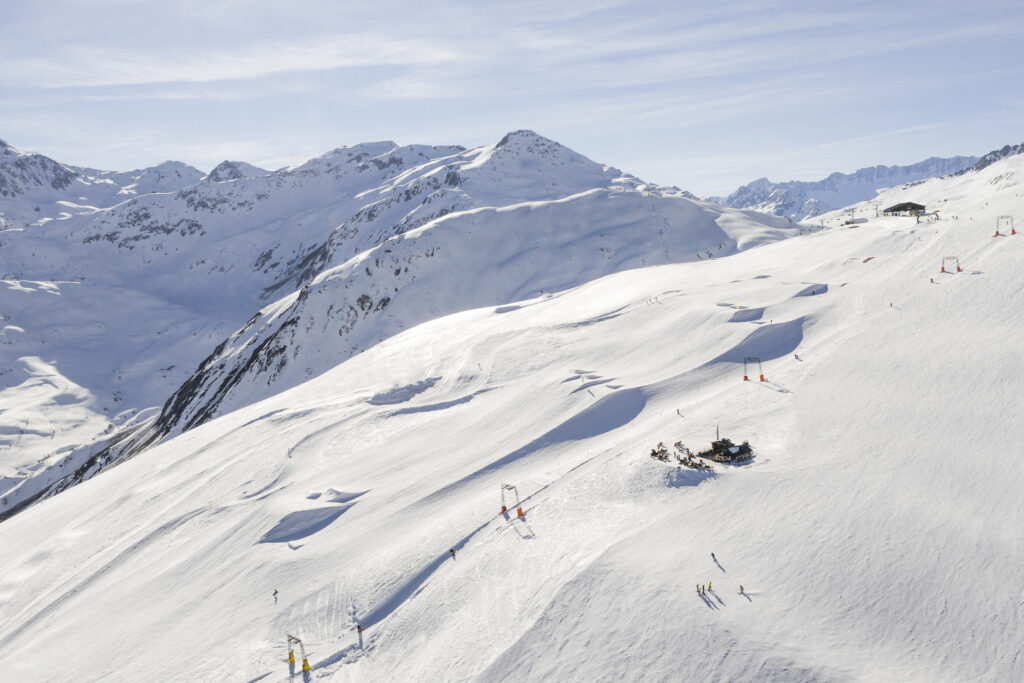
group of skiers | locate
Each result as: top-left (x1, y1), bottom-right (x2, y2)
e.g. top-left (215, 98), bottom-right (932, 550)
top-left (647, 440), bottom-right (671, 462)
top-left (649, 441), bottom-right (713, 471)
top-left (697, 553), bottom-right (745, 599)
top-left (673, 442), bottom-right (713, 470)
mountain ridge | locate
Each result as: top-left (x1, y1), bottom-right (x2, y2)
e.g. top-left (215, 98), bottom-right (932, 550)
top-left (715, 154), bottom-right (979, 220)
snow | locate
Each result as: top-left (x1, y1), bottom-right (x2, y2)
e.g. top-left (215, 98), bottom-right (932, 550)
top-left (0, 135), bottom-right (1023, 681)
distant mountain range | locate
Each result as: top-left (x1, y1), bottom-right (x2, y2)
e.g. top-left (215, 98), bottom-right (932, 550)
top-left (713, 155), bottom-right (980, 220)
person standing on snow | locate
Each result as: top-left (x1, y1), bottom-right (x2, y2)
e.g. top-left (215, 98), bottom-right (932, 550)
top-left (449, 548), bottom-right (456, 560)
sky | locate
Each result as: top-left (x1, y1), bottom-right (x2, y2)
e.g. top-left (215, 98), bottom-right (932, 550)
top-left (1, 0), bottom-right (1022, 196)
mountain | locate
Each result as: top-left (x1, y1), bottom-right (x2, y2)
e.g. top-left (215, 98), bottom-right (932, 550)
top-left (717, 155), bottom-right (978, 221)
top-left (0, 138), bottom-right (77, 199)
top-left (0, 144), bottom-right (1022, 680)
top-left (0, 139), bottom-right (204, 230)
top-left (138, 131), bottom-right (794, 443)
top-left (205, 160), bottom-right (270, 182)
top-left (951, 141), bottom-right (1024, 175)
top-left (69, 160), bottom-right (206, 197)
top-left (0, 130), bottom-right (794, 519)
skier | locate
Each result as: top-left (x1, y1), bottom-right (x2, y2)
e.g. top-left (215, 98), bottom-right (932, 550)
top-left (794, 353), bottom-right (800, 361)
top-left (708, 581), bottom-right (712, 592)
top-left (449, 548), bottom-right (456, 560)
top-left (696, 584), bottom-right (701, 595)
top-left (739, 585), bottom-right (744, 594)
top-left (711, 552), bottom-right (716, 562)
top-left (273, 589), bottom-right (278, 604)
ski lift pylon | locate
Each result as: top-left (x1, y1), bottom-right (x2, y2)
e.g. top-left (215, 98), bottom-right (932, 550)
top-left (997, 215), bottom-right (1015, 236)
top-left (500, 483), bottom-right (519, 513)
top-left (743, 356), bottom-right (765, 382)
top-left (287, 634), bottom-right (310, 673)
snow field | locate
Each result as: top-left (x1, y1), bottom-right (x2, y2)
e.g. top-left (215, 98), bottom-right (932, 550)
top-left (0, 153), bottom-right (1023, 681)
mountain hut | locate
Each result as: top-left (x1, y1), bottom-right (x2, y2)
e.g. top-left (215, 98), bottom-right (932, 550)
top-left (882, 202), bottom-right (926, 215)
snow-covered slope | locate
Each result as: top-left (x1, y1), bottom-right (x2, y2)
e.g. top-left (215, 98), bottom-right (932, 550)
top-left (0, 131), bottom-right (792, 518)
top-left (0, 149), bottom-right (1021, 681)
top-left (141, 160), bottom-right (794, 444)
top-left (718, 155), bottom-right (978, 220)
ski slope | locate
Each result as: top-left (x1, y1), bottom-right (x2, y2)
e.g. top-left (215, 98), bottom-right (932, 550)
top-left (0, 151), bottom-right (1022, 681)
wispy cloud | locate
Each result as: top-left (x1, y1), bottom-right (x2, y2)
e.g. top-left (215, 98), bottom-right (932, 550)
top-left (2, 0), bottom-right (1021, 195)
top-left (0, 34), bottom-right (461, 88)
top-left (818, 124), bottom-right (944, 150)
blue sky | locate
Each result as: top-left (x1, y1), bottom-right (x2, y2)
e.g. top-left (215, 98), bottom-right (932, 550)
top-left (1, 0), bottom-right (1022, 195)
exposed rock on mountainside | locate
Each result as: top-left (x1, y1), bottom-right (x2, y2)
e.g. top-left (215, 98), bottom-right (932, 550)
top-left (0, 138), bottom-right (77, 198)
top-left (952, 142), bottom-right (1024, 175)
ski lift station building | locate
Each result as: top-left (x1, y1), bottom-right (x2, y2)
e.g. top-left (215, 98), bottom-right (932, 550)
top-left (883, 202), bottom-right (926, 215)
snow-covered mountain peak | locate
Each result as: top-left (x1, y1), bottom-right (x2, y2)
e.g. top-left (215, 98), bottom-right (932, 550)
top-left (495, 128), bottom-right (558, 151)
top-left (310, 140), bottom-right (400, 164)
top-left (205, 160), bottom-right (270, 183)
top-left (487, 129), bottom-right (585, 167)
top-left (121, 160), bottom-right (205, 194)
top-left (0, 141), bottom-right (77, 198)
top-left (455, 130), bottom-right (630, 202)
top-left (285, 140), bottom-right (447, 182)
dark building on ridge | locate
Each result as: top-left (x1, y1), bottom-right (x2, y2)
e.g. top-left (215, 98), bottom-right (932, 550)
top-left (883, 202), bottom-right (926, 215)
